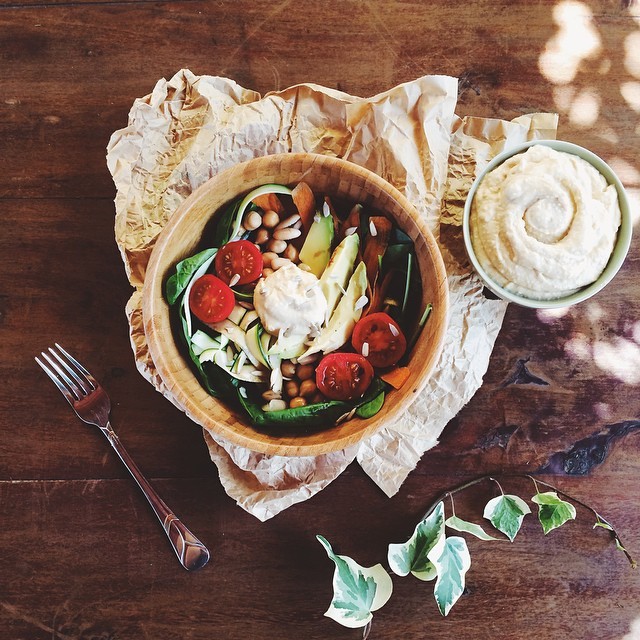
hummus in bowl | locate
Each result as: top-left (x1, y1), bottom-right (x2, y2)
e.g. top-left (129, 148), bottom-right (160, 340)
top-left (462, 140), bottom-right (632, 308)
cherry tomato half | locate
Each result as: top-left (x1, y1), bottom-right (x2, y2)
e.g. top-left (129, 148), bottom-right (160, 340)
top-left (316, 352), bottom-right (374, 401)
top-left (214, 240), bottom-right (263, 285)
top-left (189, 274), bottom-right (235, 323)
top-left (352, 312), bottom-right (407, 369)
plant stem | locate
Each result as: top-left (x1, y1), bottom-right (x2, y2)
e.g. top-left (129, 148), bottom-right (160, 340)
top-left (420, 473), bottom-right (636, 568)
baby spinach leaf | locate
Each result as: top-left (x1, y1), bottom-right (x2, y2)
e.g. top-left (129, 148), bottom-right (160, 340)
top-left (238, 378), bottom-right (388, 430)
top-left (165, 247), bottom-right (217, 305)
top-left (445, 515), bottom-right (500, 541)
top-left (531, 491), bottom-right (576, 535)
top-left (388, 501), bottom-right (445, 581)
top-left (355, 391), bottom-right (385, 419)
top-left (483, 494), bottom-right (531, 542)
top-left (427, 536), bottom-right (471, 616)
top-left (317, 535), bottom-right (393, 629)
top-left (211, 200), bottom-right (243, 248)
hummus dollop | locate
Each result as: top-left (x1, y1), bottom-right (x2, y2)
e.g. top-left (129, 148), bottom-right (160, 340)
top-left (254, 262), bottom-right (327, 340)
top-left (470, 145), bottom-right (621, 300)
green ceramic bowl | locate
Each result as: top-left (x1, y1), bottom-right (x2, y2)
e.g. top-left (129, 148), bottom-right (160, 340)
top-left (462, 140), bottom-right (633, 309)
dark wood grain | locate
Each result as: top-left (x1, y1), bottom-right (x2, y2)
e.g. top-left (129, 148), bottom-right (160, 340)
top-left (1, 0), bottom-right (639, 638)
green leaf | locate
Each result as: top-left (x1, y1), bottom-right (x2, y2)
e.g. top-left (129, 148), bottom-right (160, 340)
top-left (427, 536), bottom-right (471, 616)
top-left (238, 378), bottom-right (388, 430)
top-left (211, 200), bottom-right (243, 248)
top-left (317, 535), bottom-right (392, 629)
top-left (355, 391), bottom-right (385, 419)
top-left (483, 494), bottom-right (531, 542)
top-left (165, 247), bottom-right (217, 305)
top-left (531, 491), bottom-right (577, 535)
top-left (388, 501), bottom-right (445, 581)
top-left (445, 515), bottom-right (500, 541)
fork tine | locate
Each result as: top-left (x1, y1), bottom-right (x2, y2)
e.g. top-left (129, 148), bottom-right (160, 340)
top-left (54, 343), bottom-right (99, 389)
top-left (48, 345), bottom-right (93, 395)
top-left (35, 355), bottom-right (77, 405)
top-left (41, 350), bottom-right (85, 401)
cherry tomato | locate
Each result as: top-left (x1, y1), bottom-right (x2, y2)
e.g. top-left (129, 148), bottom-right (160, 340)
top-left (214, 240), bottom-right (263, 285)
top-left (316, 353), bottom-right (374, 401)
top-left (189, 274), bottom-right (235, 323)
top-left (352, 312), bottom-right (407, 368)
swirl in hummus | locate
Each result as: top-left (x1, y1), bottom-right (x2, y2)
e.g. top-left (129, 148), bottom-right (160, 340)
top-left (470, 145), bottom-right (622, 300)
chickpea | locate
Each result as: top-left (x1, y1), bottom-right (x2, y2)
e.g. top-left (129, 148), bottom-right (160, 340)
top-left (289, 396), bottom-right (307, 409)
top-left (299, 379), bottom-right (317, 398)
top-left (282, 243), bottom-right (299, 262)
top-left (262, 210), bottom-right (280, 228)
top-left (262, 251), bottom-right (278, 267)
top-left (284, 380), bottom-right (300, 398)
top-left (262, 267), bottom-right (274, 278)
top-left (254, 228), bottom-right (269, 245)
top-left (270, 256), bottom-right (291, 270)
top-left (296, 364), bottom-right (315, 381)
top-left (243, 211), bottom-right (262, 231)
top-left (297, 263), bottom-right (312, 272)
top-left (281, 361), bottom-right (297, 378)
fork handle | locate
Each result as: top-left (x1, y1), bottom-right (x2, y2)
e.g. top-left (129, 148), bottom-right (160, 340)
top-left (101, 422), bottom-right (210, 571)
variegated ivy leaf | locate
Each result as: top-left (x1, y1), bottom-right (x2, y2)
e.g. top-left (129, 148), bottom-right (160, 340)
top-left (316, 535), bottom-right (393, 629)
top-left (531, 491), bottom-right (576, 535)
top-left (427, 536), bottom-right (471, 616)
top-left (388, 501), bottom-right (445, 581)
top-left (483, 494), bottom-right (531, 542)
top-left (445, 515), bottom-right (500, 541)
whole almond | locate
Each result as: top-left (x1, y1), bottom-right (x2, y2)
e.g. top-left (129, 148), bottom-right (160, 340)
top-left (273, 227), bottom-right (302, 241)
top-left (275, 213), bottom-right (301, 230)
top-left (267, 238), bottom-right (287, 254)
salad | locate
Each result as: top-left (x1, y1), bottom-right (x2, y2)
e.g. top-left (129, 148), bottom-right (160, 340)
top-left (165, 181), bottom-right (432, 431)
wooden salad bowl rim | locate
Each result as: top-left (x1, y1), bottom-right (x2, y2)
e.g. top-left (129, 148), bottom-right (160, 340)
top-left (142, 153), bottom-right (449, 457)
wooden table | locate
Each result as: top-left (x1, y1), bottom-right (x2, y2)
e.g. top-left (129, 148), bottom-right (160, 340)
top-left (2, 1), bottom-right (639, 638)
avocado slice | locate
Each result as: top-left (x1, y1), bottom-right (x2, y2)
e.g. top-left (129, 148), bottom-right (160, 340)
top-left (299, 212), bottom-right (334, 277)
top-left (318, 233), bottom-right (359, 320)
top-left (300, 261), bottom-right (368, 359)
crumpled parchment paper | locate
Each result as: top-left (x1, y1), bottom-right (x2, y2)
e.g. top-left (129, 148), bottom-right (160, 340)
top-left (107, 69), bottom-right (558, 521)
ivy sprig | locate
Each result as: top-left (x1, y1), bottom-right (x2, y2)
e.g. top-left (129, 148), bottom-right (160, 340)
top-left (316, 474), bottom-right (636, 637)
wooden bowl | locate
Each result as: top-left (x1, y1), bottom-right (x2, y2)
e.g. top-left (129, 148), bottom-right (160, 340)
top-left (142, 154), bottom-right (449, 456)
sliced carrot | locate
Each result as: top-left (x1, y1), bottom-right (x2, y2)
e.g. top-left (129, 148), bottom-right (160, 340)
top-left (291, 181), bottom-right (316, 234)
top-left (380, 367), bottom-right (411, 390)
top-left (362, 216), bottom-right (392, 287)
top-left (252, 192), bottom-right (285, 215)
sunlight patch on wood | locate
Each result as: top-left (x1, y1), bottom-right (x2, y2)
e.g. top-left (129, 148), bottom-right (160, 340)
top-left (624, 32), bottom-right (640, 79)
top-left (536, 307), bottom-right (571, 323)
top-left (567, 88), bottom-right (600, 127)
top-left (593, 337), bottom-right (640, 384)
top-left (538, 1), bottom-right (601, 85)
top-left (621, 81), bottom-right (640, 113)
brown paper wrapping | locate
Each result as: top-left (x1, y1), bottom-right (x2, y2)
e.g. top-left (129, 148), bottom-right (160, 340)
top-left (107, 69), bottom-right (558, 521)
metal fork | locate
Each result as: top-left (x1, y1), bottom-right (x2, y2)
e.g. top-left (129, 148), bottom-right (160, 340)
top-left (35, 344), bottom-right (210, 571)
